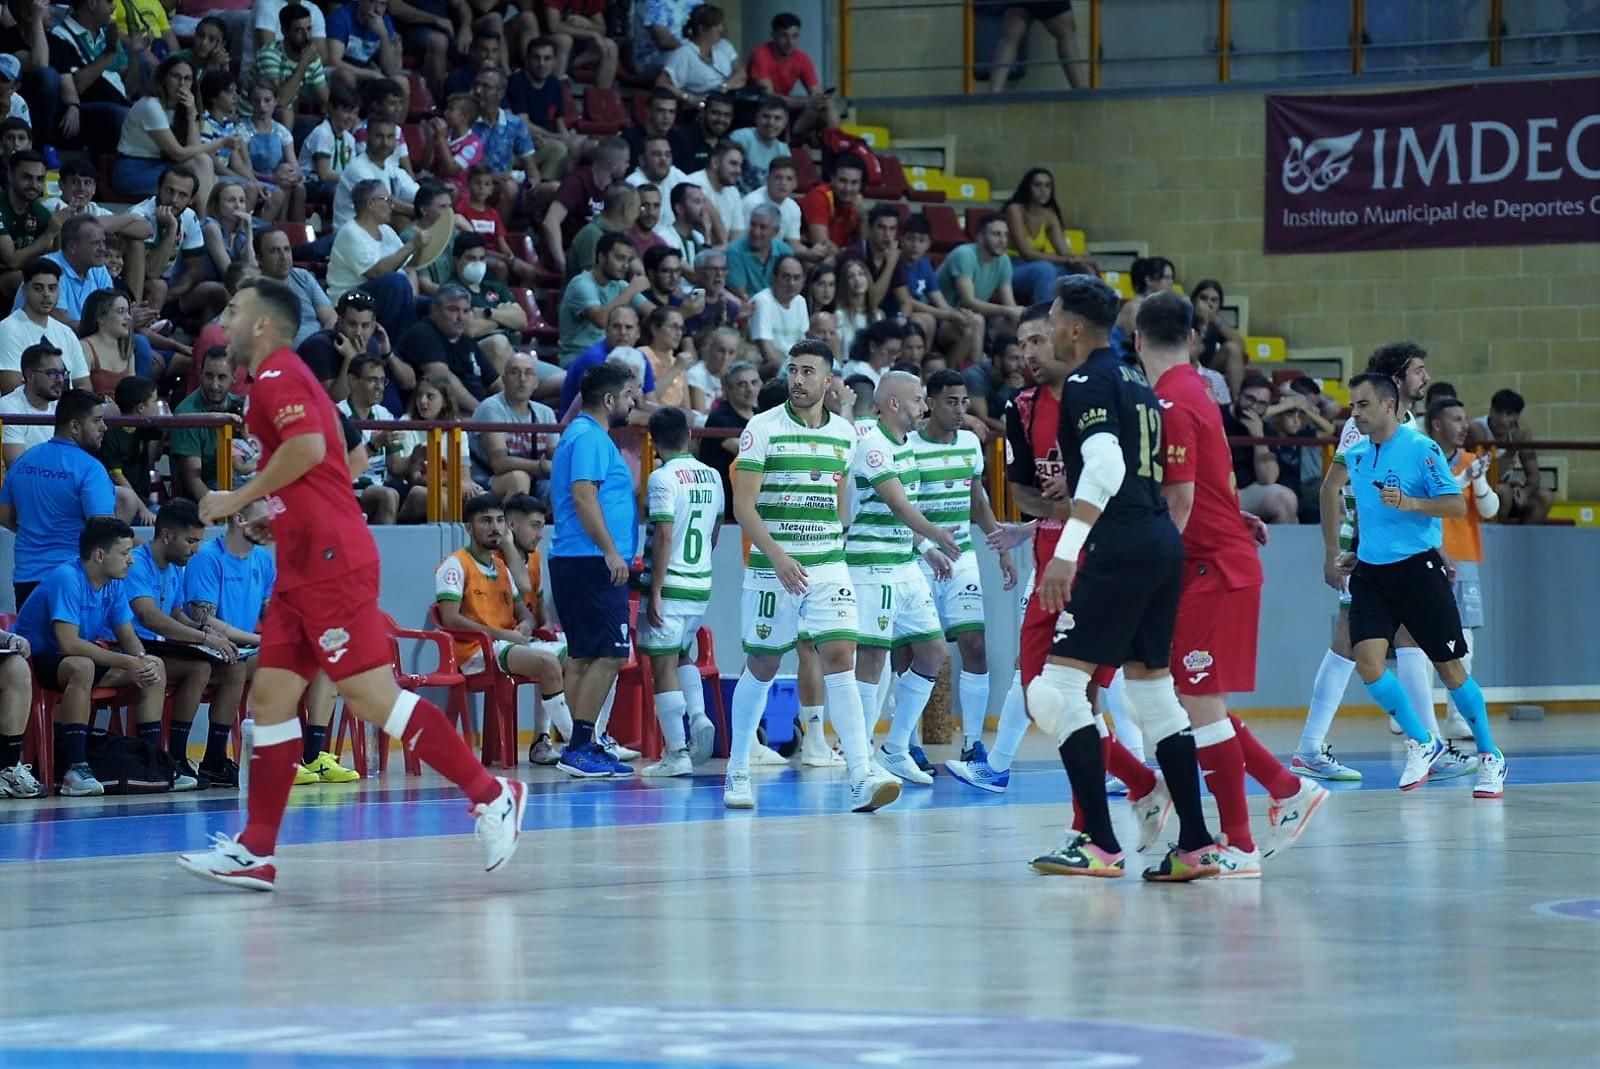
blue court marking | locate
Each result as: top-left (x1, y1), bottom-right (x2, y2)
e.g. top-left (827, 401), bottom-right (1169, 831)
top-left (1533, 898), bottom-right (1600, 923)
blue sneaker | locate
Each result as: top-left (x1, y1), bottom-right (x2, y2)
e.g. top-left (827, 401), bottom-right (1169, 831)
top-left (908, 745), bottom-right (937, 776)
top-left (605, 748), bottom-right (636, 778)
top-left (944, 757), bottom-right (1009, 794)
top-left (959, 740), bottom-right (988, 764)
top-left (557, 742), bottom-right (619, 779)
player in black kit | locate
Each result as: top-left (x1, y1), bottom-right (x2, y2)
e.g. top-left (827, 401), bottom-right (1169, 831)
top-left (1030, 275), bottom-right (1220, 882)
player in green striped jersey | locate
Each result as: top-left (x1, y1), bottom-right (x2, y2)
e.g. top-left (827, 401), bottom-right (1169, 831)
top-left (724, 341), bottom-right (903, 814)
top-left (638, 407), bottom-right (725, 777)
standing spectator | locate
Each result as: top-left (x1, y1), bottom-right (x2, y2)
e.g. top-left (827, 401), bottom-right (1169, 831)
top-left (626, 138), bottom-right (690, 232)
top-left (333, 117), bottom-right (420, 230)
top-left (558, 303), bottom-right (649, 414)
top-left (986, 0), bottom-right (1084, 91)
top-left (557, 231), bottom-right (648, 365)
top-left (699, 358), bottom-right (758, 514)
top-left (689, 140), bottom-right (747, 246)
top-left (1189, 277), bottom-right (1246, 398)
top-left (540, 0), bottom-right (619, 89)
top-left (548, 361), bottom-right (640, 776)
top-left (743, 157), bottom-right (804, 249)
top-left (337, 355), bottom-right (403, 524)
top-left (936, 213), bottom-right (1021, 328)
top-left (631, 0), bottom-right (698, 77)
top-left (747, 12), bottom-right (839, 142)
top-left (540, 136), bottom-right (630, 275)
top-left (731, 96), bottom-right (790, 193)
top-left (0, 258), bottom-right (93, 395)
top-left (724, 204), bottom-right (792, 299)
top-left (0, 343), bottom-right (67, 465)
top-left (683, 248), bottom-right (742, 341)
top-left (1474, 389), bottom-right (1552, 525)
top-left (249, 4), bottom-right (330, 127)
top-left (399, 284), bottom-right (500, 412)
top-left (17, 217), bottom-right (115, 332)
top-left (655, 4), bottom-right (745, 109)
top-left (114, 56), bottom-right (224, 207)
top-left (328, 178), bottom-right (424, 343)
top-left (669, 91), bottom-right (734, 176)
top-left (0, 151), bottom-right (64, 286)
top-left (49, 0), bottom-right (149, 156)
top-left (13, 516), bottom-right (168, 796)
top-left (800, 154), bottom-right (865, 257)
top-left (256, 228), bottom-right (338, 347)
top-left (1002, 167), bottom-right (1080, 303)
top-left (78, 291), bottom-right (142, 400)
top-left (326, 0), bottom-right (405, 106)
top-left (569, 183), bottom-right (640, 281)
top-left (172, 348), bottom-right (247, 501)
top-left (469, 351), bottom-right (557, 500)
top-left (1221, 374), bottom-right (1299, 524)
top-left (0, 389), bottom-right (117, 607)
top-left (622, 89), bottom-right (679, 170)
top-left (748, 254), bottom-right (808, 377)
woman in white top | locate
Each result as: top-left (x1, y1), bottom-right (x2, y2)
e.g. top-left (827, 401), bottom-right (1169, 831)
top-left (831, 257), bottom-right (879, 355)
top-left (656, 4), bottom-right (745, 108)
top-left (113, 56), bottom-right (233, 207)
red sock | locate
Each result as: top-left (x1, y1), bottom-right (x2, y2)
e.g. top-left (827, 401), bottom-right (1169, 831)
top-left (1105, 736), bottom-right (1157, 798)
top-left (1195, 733), bottom-right (1254, 852)
top-left (237, 736), bottom-right (300, 857)
top-left (1070, 798), bottom-right (1084, 832)
top-left (400, 696), bottom-right (501, 806)
top-left (1230, 714), bottom-right (1302, 801)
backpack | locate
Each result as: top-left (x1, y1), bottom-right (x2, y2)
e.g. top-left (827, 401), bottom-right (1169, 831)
top-left (822, 129), bottom-right (884, 187)
top-left (85, 731), bottom-right (177, 794)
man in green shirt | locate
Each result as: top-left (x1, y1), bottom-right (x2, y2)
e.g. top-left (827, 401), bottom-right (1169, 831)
top-left (245, 4), bottom-right (330, 124)
top-left (0, 151), bottom-right (63, 279)
top-left (935, 213), bottom-right (1021, 328)
top-left (172, 348), bottom-right (247, 501)
top-left (568, 183), bottom-right (640, 281)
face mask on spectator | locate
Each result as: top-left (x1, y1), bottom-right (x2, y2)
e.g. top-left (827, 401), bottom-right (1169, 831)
top-left (461, 261), bottom-right (488, 285)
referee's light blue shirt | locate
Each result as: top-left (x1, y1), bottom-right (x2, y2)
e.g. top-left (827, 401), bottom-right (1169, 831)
top-left (550, 413), bottom-right (638, 560)
top-left (1345, 424), bottom-right (1460, 565)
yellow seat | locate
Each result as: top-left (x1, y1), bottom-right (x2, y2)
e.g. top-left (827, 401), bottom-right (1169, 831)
top-left (1063, 228), bottom-right (1087, 255)
top-left (840, 123), bottom-right (891, 148)
top-left (1321, 378), bottom-right (1351, 407)
top-left (1101, 270), bottom-right (1134, 300)
top-left (1550, 502), bottom-right (1598, 526)
top-left (1246, 336), bottom-right (1287, 363)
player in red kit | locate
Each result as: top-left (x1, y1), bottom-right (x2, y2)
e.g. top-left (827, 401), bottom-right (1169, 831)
top-left (177, 278), bottom-right (527, 892)
top-left (1138, 291), bottom-right (1328, 877)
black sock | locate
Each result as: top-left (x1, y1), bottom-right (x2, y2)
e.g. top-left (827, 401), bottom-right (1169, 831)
top-left (1154, 731), bottom-right (1214, 852)
top-left (1059, 725), bottom-right (1120, 853)
top-left (62, 724), bottom-right (88, 766)
top-left (136, 721), bottom-right (164, 750)
top-left (304, 724), bottom-right (328, 765)
top-left (203, 723), bottom-right (233, 767)
top-left (0, 733), bottom-right (23, 769)
top-left (569, 719), bottom-right (594, 748)
top-left (168, 720), bottom-right (192, 761)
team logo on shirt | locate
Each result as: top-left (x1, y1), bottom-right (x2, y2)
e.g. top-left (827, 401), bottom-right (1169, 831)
top-left (1183, 649), bottom-right (1214, 672)
top-left (739, 430), bottom-right (755, 452)
top-left (755, 623), bottom-right (772, 640)
top-left (865, 449), bottom-right (885, 470)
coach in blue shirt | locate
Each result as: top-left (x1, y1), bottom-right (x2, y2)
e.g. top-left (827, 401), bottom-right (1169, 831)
top-left (0, 389), bottom-right (117, 610)
top-left (547, 361), bottom-right (641, 777)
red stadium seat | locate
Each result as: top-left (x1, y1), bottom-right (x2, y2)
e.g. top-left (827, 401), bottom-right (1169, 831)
top-left (561, 81), bottom-right (582, 128)
top-left (791, 150), bottom-right (823, 193)
top-left (358, 615), bottom-right (470, 775)
top-left (923, 203), bottom-right (967, 253)
top-left (865, 155), bottom-right (945, 204)
top-left (577, 86), bottom-right (628, 135)
top-left (406, 73), bottom-right (435, 121)
top-left (511, 287), bottom-right (560, 345)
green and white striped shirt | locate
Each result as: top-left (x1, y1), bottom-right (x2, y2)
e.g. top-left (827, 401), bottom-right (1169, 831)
top-left (910, 427), bottom-right (984, 556)
top-left (643, 453), bottom-right (724, 606)
top-left (735, 404), bottom-right (857, 571)
top-left (846, 419), bottom-right (919, 570)
top-left (1333, 409), bottom-right (1414, 550)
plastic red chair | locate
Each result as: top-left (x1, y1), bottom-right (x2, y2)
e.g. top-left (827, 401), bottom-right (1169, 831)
top-left (577, 86), bottom-right (628, 135)
top-left (510, 286), bottom-right (561, 346)
top-left (400, 122), bottom-right (434, 173)
top-left (405, 72), bottom-right (436, 121)
top-left (923, 203), bottom-right (967, 253)
top-left (331, 614), bottom-right (469, 775)
top-left (425, 605), bottom-right (527, 770)
top-left (692, 627), bottom-right (728, 757)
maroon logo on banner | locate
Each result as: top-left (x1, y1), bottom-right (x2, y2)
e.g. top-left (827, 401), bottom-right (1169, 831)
top-left (1264, 77), bottom-right (1600, 253)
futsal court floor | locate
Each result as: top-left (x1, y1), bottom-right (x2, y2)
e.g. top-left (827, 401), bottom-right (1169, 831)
top-left (0, 713), bottom-right (1595, 1069)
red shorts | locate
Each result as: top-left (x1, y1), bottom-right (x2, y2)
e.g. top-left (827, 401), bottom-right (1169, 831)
top-left (1172, 561), bottom-right (1260, 696)
top-left (1020, 529), bottom-right (1115, 689)
top-left (259, 563), bottom-right (394, 683)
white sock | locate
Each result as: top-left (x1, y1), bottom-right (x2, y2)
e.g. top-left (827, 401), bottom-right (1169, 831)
top-left (594, 679), bottom-right (618, 736)
top-left (1298, 650), bottom-right (1355, 753)
top-left (1102, 669), bottom-right (1143, 760)
top-left (824, 670), bottom-right (872, 779)
top-left (857, 674), bottom-right (882, 744)
top-left (989, 671), bottom-right (1028, 773)
top-left (799, 704), bottom-right (827, 749)
top-left (727, 670), bottom-right (773, 773)
top-left (654, 690), bottom-right (687, 752)
top-left (958, 670), bottom-right (988, 748)
top-left (1395, 646), bottom-right (1441, 738)
top-left (886, 670), bottom-right (937, 752)
top-left (1446, 630), bottom-right (1476, 718)
top-left (676, 664), bottom-right (707, 722)
top-left (533, 693), bottom-right (550, 736)
top-left (543, 691), bottom-right (573, 741)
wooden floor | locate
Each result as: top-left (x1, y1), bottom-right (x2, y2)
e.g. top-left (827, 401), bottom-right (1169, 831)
top-left (0, 714), bottom-right (1596, 1069)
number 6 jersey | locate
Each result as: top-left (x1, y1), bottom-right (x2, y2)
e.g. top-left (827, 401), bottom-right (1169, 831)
top-left (643, 452), bottom-right (726, 613)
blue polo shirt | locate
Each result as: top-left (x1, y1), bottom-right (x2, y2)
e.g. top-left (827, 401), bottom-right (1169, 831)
top-left (559, 339), bottom-right (657, 416)
top-left (183, 536), bottom-right (276, 633)
top-left (11, 253), bottom-right (115, 321)
top-left (14, 561), bottom-right (133, 657)
top-left (125, 541), bottom-right (186, 641)
top-left (0, 437), bottom-right (118, 582)
top-left (550, 412), bottom-right (637, 560)
top-left (1345, 423), bottom-right (1460, 565)
top-left (326, 2), bottom-right (398, 66)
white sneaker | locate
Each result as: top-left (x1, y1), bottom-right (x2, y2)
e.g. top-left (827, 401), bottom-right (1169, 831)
top-left (177, 832), bottom-right (277, 891)
top-left (599, 734), bottom-right (641, 762)
top-left (528, 734), bottom-right (561, 766)
top-left (1263, 779), bottom-right (1329, 859)
top-left (1400, 736), bottom-right (1445, 791)
top-left (1441, 710), bottom-right (1475, 741)
top-left (688, 717), bottom-right (717, 764)
top-left (472, 778), bottom-right (528, 873)
top-left (641, 748), bottom-right (694, 778)
top-left (877, 745), bottom-right (933, 786)
top-left (849, 774), bottom-right (901, 813)
top-left (60, 762), bottom-right (104, 797)
top-left (1105, 775), bottom-right (1128, 795)
top-left (801, 740), bottom-right (845, 767)
top-left (1130, 774), bottom-right (1172, 852)
top-left (724, 769), bottom-right (754, 809)
top-left (0, 762), bottom-right (44, 798)
top-left (1472, 752), bottom-right (1506, 799)
top-left (1215, 844), bottom-right (1262, 879)
top-left (1429, 743), bottom-right (1480, 781)
top-left (750, 742), bottom-right (790, 767)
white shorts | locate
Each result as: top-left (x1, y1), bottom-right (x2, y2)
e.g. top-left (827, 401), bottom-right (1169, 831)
top-left (637, 607), bottom-right (706, 657)
top-left (741, 561), bottom-right (857, 655)
top-left (462, 637), bottom-right (568, 676)
top-left (852, 565), bottom-right (944, 650)
top-left (918, 552), bottom-right (985, 638)
top-left (1452, 560), bottom-right (1483, 630)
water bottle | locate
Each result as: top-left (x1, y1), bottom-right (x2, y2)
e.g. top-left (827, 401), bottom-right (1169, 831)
top-left (365, 721), bottom-right (381, 781)
top-left (239, 718), bottom-right (254, 801)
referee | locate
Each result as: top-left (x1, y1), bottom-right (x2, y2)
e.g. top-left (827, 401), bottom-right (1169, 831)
top-left (1338, 372), bottom-right (1506, 798)
top-left (548, 363), bottom-right (641, 779)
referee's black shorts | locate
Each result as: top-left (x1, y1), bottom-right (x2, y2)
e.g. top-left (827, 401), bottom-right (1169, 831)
top-left (1348, 548), bottom-right (1468, 663)
top-left (549, 555), bottom-right (632, 661)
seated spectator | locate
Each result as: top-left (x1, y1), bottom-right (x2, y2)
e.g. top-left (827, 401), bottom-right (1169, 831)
top-left (1265, 380), bottom-right (1327, 525)
top-left (43, 159), bottom-right (152, 243)
top-left (0, 342), bottom-right (67, 466)
top-left (508, 36), bottom-right (584, 163)
top-left (427, 93), bottom-right (485, 203)
top-left (200, 183), bottom-right (257, 285)
top-left (249, 3), bottom-right (330, 127)
top-left (173, 15), bottom-right (234, 76)
top-left (451, 234), bottom-right (533, 380)
top-left (1475, 388), bottom-right (1553, 525)
top-left (688, 326), bottom-right (739, 420)
top-left (114, 0), bottom-right (180, 66)
top-left (1003, 167), bottom-right (1084, 303)
top-left (640, 305), bottom-right (693, 408)
top-left (352, 77), bottom-right (415, 175)
top-left (807, 309), bottom-right (841, 363)
top-left (747, 13), bottom-right (839, 143)
top-left (0, 594), bottom-right (35, 792)
top-left (398, 283), bottom-right (500, 412)
top-left (842, 373), bottom-right (875, 419)
top-left (690, 141), bottom-right (746, 246)
top-left (1189, 277), bottom-right (1246, 398)
top-left (398, 182), bottom-right (458, 296)
top-left (301, 84), bottom-right (362, 203)
top-left (964, 332), bottom-right (1024, 436)
top-left (743, 157), bottom-right (806, 252)
top-left (256, 228), bottom-right (337, 348)
top-left (469, 351), bottom-right (557, 500)
top-left (683, 248), bottom-right (742, 340)
top-left (987, 0), bottom-right (1084, 91)
top-left (748, 254), bottom-right (808, 377)
top-left (49, 0), bottom-right (147, 156)
top-left (14, 517), bottom-right (169, 796)
top-left (172, 347), bottom-right (248, 501)
top-left (636, 245), bottom-right (693, 314)
top-left (698, 358), bottom-right (758, 513)
top-left (541, 136), bottom-right (631, 276)
top-left (328, 177), bottom-right (424, 340)
top-left (442, 23), bottom-right (501, 97)
top-left (335, 118), bottom-right (420, 230)
top-left (669, 91), bottom-right (734, 176)
top-left (13, 216), bottom-right (115, 332)
top-left (631, 0), bottom-right (698, 77)
top-left (114, 56), bottom-right (224, 208)
top-left (655, 4), bottom-right (745, 110)
top-left (0, 258), bottom-right (93, 395)
top-left (240, 83), bottom-right (306, 223)
top-left (197, 71), bottom-right (266, 213)
top-left (627, 138), bottom-right (690, 231)
top-left (732, 95), bottom-right (792, 194)
top-left (391, 371), bottom-right (483, 520)
top-left (337, 355), bottom-right (402, 524)
top-left (539, 0), bottom-right (618, 89)
top-left (847, 203), bottom-right (903, 314)
top-left (326, 0), bottom-right (406, 109)
top-left (78, 290), bottom-right (142, 400)
top-left (300, 289), bottom-right (410, 409)
top-left (1222, 374), bottom-right (1298, 524)
top-left (841, 319), bottom-right (902, 389)
top-left (456, 166), bottom-right (535, 288)
top-left (0, 54), bottom-right (27, 133)
top-left (660, 181), bottom-right (710, 267)
top-left (724, 204), bottom-right (792, 299)
top-left (471, 64), bottom-right (560, 209)
top-left (622, 89), bottom-right (679, 170)
top-left (559, 304), bottom-right (648, 415)
top-left (557, 231), bottom-right (648, 366)
top-left (0, 151), bottom-right (62, 289)
top-left (252, 0), bottom-right (327, 56)
top-left (123, 166), bottom-right (222, 321)
top-left (569, 182), bottom-right (640, 281)
top-left (386, 0), bottom-right (465, 101)
top-left (936, 213), bottom-right (1021, 328)
top-left (628, 184), bottom-right (669, 257)
top-left (900, 320), bottom-right (928, 367)
top-left (832, 256), bottom-right (879, 354)
top-left (804, 262), bottom-right (835, 320)
top-left (799, 153), bottom-right (866, 258)
top-left (98, 375), bottom-right (163, 507)
top-left (1111, 254), bottom-right (1175, 355)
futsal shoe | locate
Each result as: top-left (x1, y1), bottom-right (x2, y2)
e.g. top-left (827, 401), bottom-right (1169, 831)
top-left (1262, 779), bottom-right (1329, 859)
top-left (800, 730), bottom-right (844, 767)
top-left (1214, 844), bottom-right (1262, 879)
top-left (724, 769), bottom-right (755, 809)
top-left (689, 716), bottom-right (717, 765)
top-left (944, 756), bottom-right (1009, 793)
top-left (641, 748), bottom-right (694, 778)
top-left (1472, 752), bottom-right (1507, 799)
top-left (908, 745), bottom-right (937, 776)
top-left (848, 773), bottom-right (901, 813)
top-left (527, 734), bottom-right (561, 766)
top-left (599, 734), bottom-right (641, 762)
top-left (877, 746), bottom-right (933, 786)
top-left (171, 758), bottom-right (203, 791)
top-left (1030, 832), bottom-right (1125, 877)
top-left (959, 740), bottom-right (988, 765)
top-left (292, 763), bottom-right (319, 786)
top-left (198, 757), bottom-right (239, 789)
top-left (1291, 745), bottom-right (1362, 782)
top-left (558, 742), bottom-right (624, 779)
top-left (473, 778), bottom-right (528, 873)
top-left (1141, 843), bottom-right (1221, 882)
top-left (0, 762), bottom-right (44, 798)
top-left (1441, 710), bottom-right (1475, 741)
top-left (750, 741), bottom-right (790, 767)
top-left (302, 752), bottom-right (360, 783)
top-left (1429, 743), bottom-right (1479, 781)
top-left (1129, 775), bottom-right (1173, 853)
top-left (177, 833), bottom-right (277, 891)
top-left (60, 763), bottom-right (104, 797)
top-left (1399, 736), bottom-right (1446, 791)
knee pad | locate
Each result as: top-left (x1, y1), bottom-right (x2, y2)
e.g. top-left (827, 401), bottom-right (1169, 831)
top-left (1025, 663), bottom-right (1096, 743)
top-left (1123, 677), bottom-right (1191, 742)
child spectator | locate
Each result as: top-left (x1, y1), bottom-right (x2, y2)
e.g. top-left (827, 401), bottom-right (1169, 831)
top-left (244, 83), bottom-right (304, 222)
top-left (98, 375), bottom-right (163, 506)
top-left (456, 165), bottom-right (533, 287)
top-left (0, 55), bottom-right (30, 133)
top-left (301, 84), bottom-right (362, 202)
top-left (199, 71), bottom-right (264, 212)
top-left (200, 182), bottom-right (257, 283)
top-left (430, 93), bottom-right (486, 203)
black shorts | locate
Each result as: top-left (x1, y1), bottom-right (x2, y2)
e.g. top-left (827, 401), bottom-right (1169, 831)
top-left (34, 652), bottom-right (112, 693)
top-left (13, 582), bottom-right (39, 612)
top-left (549, 555), bottom-right (632, 661)
top-left (999, 0), bottom-right (1072, 21)
top-left (1049, 528), bottom-right (1184, 670)
top-left (1348, 549), bottom-right (1467, 663)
